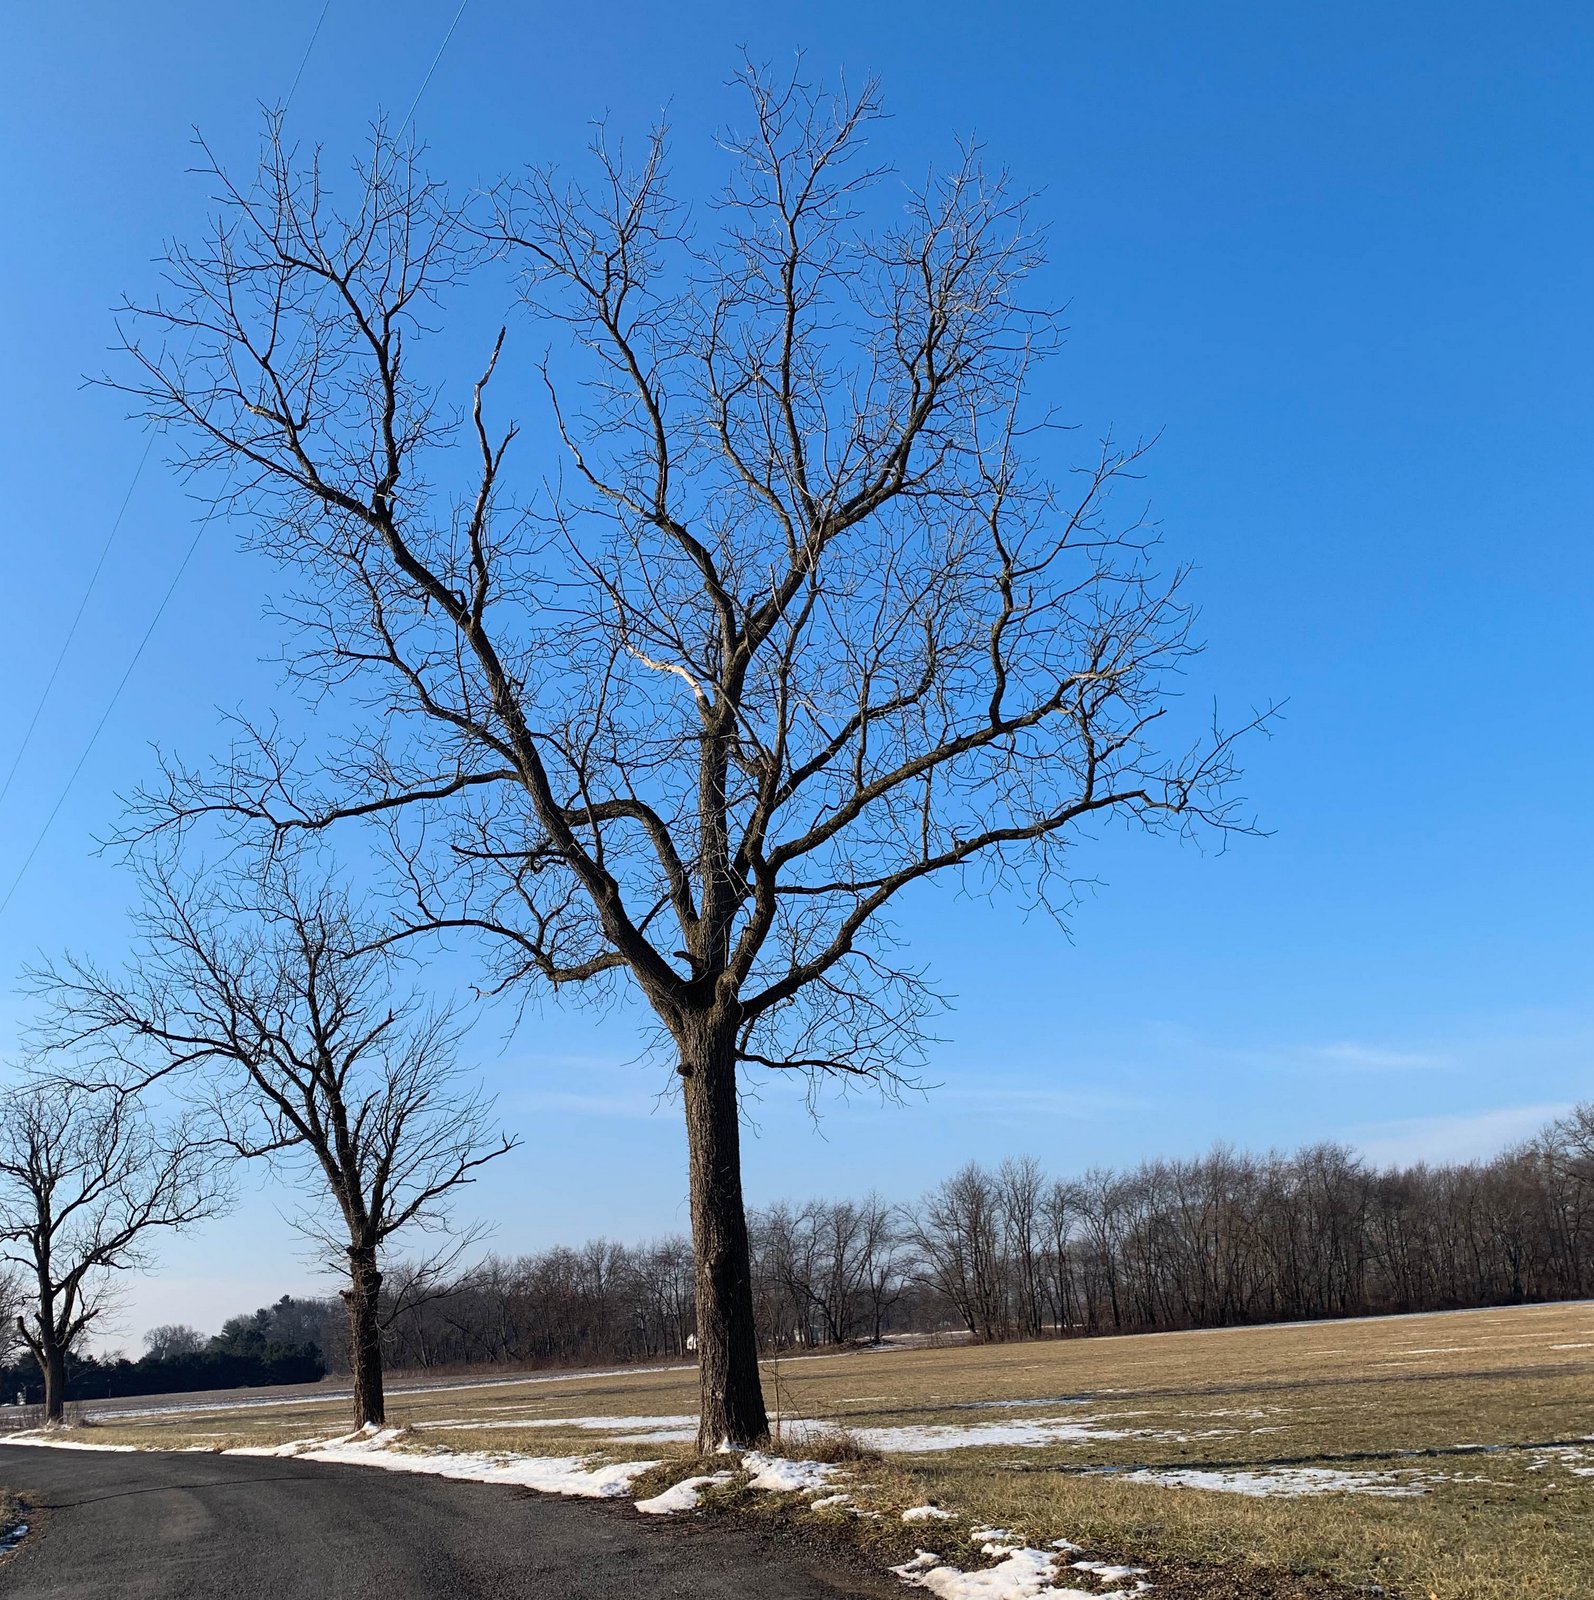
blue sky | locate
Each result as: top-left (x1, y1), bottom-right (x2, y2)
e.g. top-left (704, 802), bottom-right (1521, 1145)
top-left (0, 2), bottom-right (1589, 1346)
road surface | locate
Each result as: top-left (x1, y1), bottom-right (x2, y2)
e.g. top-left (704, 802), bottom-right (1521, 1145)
top-left (0, 1443), bottom-right (888, 1598)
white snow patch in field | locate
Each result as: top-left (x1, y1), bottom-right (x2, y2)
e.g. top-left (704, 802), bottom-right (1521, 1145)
top-left (849, 1417), bottom-right (1145, 1453)
top-left (890, 1544), bottom-right (1135, 1598)
top-left (902, 1504), bottom-right (956, 1522)
top-left (1120, 1466), bottom-right (1425, 1498)
top-left (1530, 1447), bottom-right (1594, 1477)
top-left (0, 1432), bottom-right (137, 1452)
top-left (274, 1431), bottom-right (660, 1498)
top-left (809, 1493), bottom-right (851, 1509)
top-left (0, 1521), bottom-right (27, 1552)
top-left (1072, 1559), bottom-right (1148, 1582)
top-left (741, 1451), bottom-right (842, 1493)
top-left (634, 1472), bottom-right (733, 1514)
top-left (1551, 1343), bottom-right (1593, 1350)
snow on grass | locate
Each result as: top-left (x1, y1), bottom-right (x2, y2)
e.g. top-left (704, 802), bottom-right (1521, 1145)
top-left (635, 1473), bottom-right (733, 1514)
top-left (741, 1451), bottom-right (842, 1493)
top-left (0, 1432), bottom-right (137, 1452)
top-left (0, 1522), bottom-right (27, 1553)
top-left (844, 1417), bottom-right (1151, 1453)
top-left (1118, 1465), bottom-right (1426, 1498)
top-left (809, 1493), bottom-right (851, 1509)
top-left (1529, 1447), bottom-right (1594, 1477)
top-left (902, 1504), bottom-right (956, 1522)
top-left (249, 1428), bottom-right (662, 1498)
top-left (890, 1544), bottom-right (1143, 1599)
top-left (1071, 1559), bottom-right (1148, 1582)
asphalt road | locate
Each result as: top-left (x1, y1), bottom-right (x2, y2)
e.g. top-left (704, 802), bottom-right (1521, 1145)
top-left (0, 1444), bottom-right (888, 1598)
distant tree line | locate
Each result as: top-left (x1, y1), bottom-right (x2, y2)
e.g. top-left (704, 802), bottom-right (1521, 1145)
top-left (0, 1296), bottom-right (326, 1406)
top-left (338, 1106), bottom-right (1594, 1371)
top-left (15, 1107), bottom-right (1583, 1404)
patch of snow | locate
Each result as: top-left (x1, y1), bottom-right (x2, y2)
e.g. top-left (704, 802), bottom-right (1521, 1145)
top-left (0, 1433), bottom-right (137, 1452)
top-left (1119, 1466), bottom-right (1425, 1498)
top-left (634, 1473), bottom-right (733, 1514)
top-left (849, 1417), bottom-right (1145, 1453)
top-left (902, 1504), bottom-right (956, 1522)
top-left (1072, 1560), bottom-right (1148, 1582)
top-left (277, 1431), bottom-right (660, 1499)
top-left (809, 1493), bottom-right (851, 1510)
top-left (741, 1451), bottom-right (842, 1493)
top-left (890, 1545), bottom-right (1131, 1599)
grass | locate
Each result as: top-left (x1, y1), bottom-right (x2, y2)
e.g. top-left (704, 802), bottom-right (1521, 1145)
top-left (46, 1301), bottom-right (1594, 1600)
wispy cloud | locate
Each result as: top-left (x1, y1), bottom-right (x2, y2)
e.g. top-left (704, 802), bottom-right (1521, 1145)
top-left (506, 1089), bottom-right (672, 1121)
top-left (1352, 1102), bottom-right (1572, 1166)
top-left (1296, 1042), bottom-right (1446, 1071)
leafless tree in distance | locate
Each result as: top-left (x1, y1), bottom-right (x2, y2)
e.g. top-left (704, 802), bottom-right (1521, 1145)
top-left (0, 1082), bottom-right (223, 1421)
top-left (111, 66), bottom-right (1267, 1446)
top-left (38, 860), bottom-right (517, 1428)
top-left (142, 1322), bottom-right (208, 1360)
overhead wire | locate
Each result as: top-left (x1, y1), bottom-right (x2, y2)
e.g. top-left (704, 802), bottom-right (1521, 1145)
top-left (0, 0), bottom-right (337, 820)
top-left (0, 0), bottom-right (474, 918)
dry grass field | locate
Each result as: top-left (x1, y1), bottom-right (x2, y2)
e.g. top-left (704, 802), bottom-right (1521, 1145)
top-left (27, 1301), bottom-right (1594, 1600)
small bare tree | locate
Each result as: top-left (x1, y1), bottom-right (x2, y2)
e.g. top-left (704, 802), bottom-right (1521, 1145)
top-left (39, 861), bottom-right (517, 1428)
top-left (113, 66), bottom-right (1265, 1445)
top-left (0, 1083), bottom-right (222, 1421)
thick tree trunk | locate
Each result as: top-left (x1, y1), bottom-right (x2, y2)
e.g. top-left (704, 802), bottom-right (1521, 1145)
top-left (680, 1020), bottom-right (768, 1451)
top-left (343, 1245), bottom-right (386, 1429)
top-left (41, 1341), bottom-right (66, 1424)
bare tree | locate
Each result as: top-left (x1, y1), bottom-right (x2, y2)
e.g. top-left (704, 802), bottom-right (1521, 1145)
top-left (113, 67), bottom-right (1264, 1446)
top-left (38, 861), bottom-right (517, 1428)
top-left (142, 1322), bottom-right (208, 1360)
top-left (0, 1083), bottom-right (222, 1421)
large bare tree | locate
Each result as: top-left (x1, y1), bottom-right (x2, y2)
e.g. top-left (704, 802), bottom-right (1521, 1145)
top-left (0, 1083), bottom-right (222, 1421)
top-left (113, 67), bottom-right (1264, 1446)
top-left (39, 862), bottom-right (517, 1428)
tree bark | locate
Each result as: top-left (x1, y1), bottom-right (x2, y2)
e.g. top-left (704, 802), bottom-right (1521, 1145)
top-left (42, 1341), bottom-right (66, 1424)
top-left (343, 1246), bottom-right (386, 1429)
top-left (680, 1018), bottom-right (769, 1451)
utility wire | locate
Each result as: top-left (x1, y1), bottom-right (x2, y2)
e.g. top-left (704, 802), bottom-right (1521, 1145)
top-left (0, 500), bottom-right (221, 918)
top-left (0, 432), bottom-right (156, 814)
top-left (0, 3), bottom-right (339, 814)
top-left (400, 0), bottom-right (469, 134)
top-left (0, 1), bottom-right (341, 917)
top-left (0, 0), bottom-right (473, 919)
top-left (283, 0), bottom-right (333, 112)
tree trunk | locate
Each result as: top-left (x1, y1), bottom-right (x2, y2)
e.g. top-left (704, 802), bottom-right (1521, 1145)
top-left (343, 1245), bottom-right (386, 1429)
top-left (41, 1341), bottom-right (66, 1424)
top-left (681, 1019), bottom-right (769, 1451)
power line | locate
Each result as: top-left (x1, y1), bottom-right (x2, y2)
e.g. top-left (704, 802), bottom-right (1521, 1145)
top-left (283, 0), bottom-right (333, 112)
top-left (0, 7), bottom-right (339, 818)
top-left (0, 2), bottom-right (336, 915)
top-left (0, 432), bottom-right (156, 815)
top-left (0, 499), bottom-right (221, 919)
top-left (400, 0), bottom-right (469, 134)
top-left (0, 0), bottom-right (471, 919)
